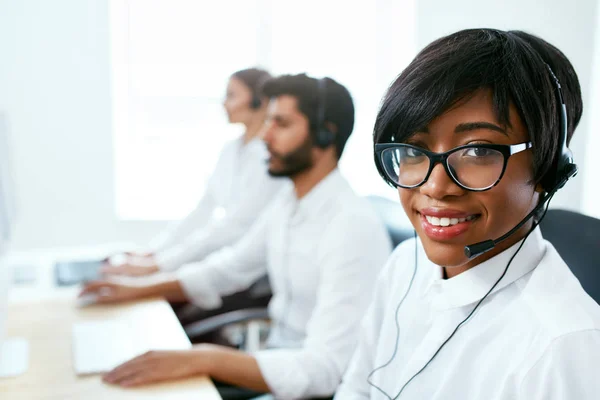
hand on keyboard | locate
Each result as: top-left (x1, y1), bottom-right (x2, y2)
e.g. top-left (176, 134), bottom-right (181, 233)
top-left (78, 280), bottom-right (149, 305)
top-left (100, 264), bottom-right (160, 277)
top-left (101, 255), bottom-right (159, 277)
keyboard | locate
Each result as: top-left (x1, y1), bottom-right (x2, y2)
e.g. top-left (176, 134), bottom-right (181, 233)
top-left (72, 302), bottom-right (191, 375)
top-left (55, 260), bottom-right (104, 286)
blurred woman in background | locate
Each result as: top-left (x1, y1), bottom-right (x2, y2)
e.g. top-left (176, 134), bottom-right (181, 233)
top-left (103, 67), bottom-right (285, 276)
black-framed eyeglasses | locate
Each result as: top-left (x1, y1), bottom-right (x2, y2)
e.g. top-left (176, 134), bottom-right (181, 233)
top-left (375, 142), bottom-right (532, 192)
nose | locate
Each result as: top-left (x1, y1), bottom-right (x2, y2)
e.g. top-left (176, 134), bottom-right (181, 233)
top-left (261, 120), bottom-right (275, 144)
top-left (418, 162), bottom-right (464, 200)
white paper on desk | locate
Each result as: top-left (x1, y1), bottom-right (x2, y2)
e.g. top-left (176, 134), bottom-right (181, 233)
top-left (72, 320), bottom-right (133, 376)
top-left (72, 317), bottom-right (191, 376)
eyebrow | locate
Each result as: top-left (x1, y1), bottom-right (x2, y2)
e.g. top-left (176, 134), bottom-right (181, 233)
top-left (454, 122), bottom-right (507, 136)
top-left (270, 115), bottom-right (290, 124)
top-left (415, 122), bottom-right (508, 136)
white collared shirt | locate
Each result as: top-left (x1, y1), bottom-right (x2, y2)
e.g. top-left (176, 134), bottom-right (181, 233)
top-left (336, 228), bottom-right (600, 400)
top-left (177, 170), bottom-right (393, 399)
top-left (149, 137), bottom-right (286, 271)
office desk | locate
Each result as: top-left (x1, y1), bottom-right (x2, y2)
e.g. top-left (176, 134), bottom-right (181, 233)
top-left (1, 296), bottom-right (222, 400)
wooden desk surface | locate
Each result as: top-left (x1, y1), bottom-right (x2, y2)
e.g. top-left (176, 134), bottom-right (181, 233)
top-left (0, 297), bottom-right (222, 400)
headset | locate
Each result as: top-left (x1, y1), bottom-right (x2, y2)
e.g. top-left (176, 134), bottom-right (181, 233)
top-left (464, 63), bottom-right (578, 259)
top-left (369, 64), bottom-right (578, 399)
top-left (249, 92), bottom-right (262, 110)
top-left (249, 72), bottom-right (270, 109)
top-left (314, 78), bottom-right (336, 148)
top-left (539, 65), bottom-right (578, 192)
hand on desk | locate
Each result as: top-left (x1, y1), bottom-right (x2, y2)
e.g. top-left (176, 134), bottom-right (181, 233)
top-left (78, 274), bottom-right (188, 304)
top-left (124, 251), bottom-right (155, 258)
top-left (79, 280), bottom-right (150, 304)
top-left (103, 346), bottom-right (213, 387)
top-left (104, 345), bottom-right (270, 392)
top-left (101, 254), bottom-right (160, 277)
top-left (100, 263), bottom-right (160, 277)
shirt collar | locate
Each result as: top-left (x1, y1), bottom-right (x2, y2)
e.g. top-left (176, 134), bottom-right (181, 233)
top-left (291, 168), bottom-right (345, 222)
top-left (426, 227), bottom-right (547, 311)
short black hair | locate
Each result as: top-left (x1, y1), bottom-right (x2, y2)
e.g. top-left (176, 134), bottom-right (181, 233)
top-left (374, 29), bottom-right (583, 185)
top-left (230, 67), bottom-right (272, 100)
top-left (262, 74), bottom-right (355, 159)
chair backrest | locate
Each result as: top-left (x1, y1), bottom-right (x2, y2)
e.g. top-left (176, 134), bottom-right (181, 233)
top-left (539, 209), bottom-right (600, 305)
top-left (366, 195), bottom-right (414, 248)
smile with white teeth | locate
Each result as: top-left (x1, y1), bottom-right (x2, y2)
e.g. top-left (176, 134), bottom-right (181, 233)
top-left (424, 214), bottom-right (477, 227)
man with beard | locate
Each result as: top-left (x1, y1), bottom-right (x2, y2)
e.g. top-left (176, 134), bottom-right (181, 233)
top-left (80, 74), bottom-right (392, 399)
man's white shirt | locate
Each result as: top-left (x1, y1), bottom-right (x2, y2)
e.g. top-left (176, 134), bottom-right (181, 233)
top-left (177, 169), bottom-right (393, 399)
top-left (336, 227), bottom-right (600, 399)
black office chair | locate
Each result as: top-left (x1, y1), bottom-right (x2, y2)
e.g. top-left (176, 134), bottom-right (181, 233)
top-left (539, 209), bottom-right (600, 305)
top-left (184, 195), bottom-right (414, 343)
top-left (173, 275), bottom-right (271, 332)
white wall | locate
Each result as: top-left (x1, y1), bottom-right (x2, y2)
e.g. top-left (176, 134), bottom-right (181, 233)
top-left (416, 0), bottom-right (599, 212)
top-left (583, 2), bottom-right (600, 219)
top-left (0, 0), bottom-right (165, 250)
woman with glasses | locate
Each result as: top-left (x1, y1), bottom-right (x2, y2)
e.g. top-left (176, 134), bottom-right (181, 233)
top-left (335, 29), bottom-right (600, 399)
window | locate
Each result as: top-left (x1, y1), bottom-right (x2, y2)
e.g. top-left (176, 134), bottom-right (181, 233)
top-left (110, 0), bottom-right (416, 220)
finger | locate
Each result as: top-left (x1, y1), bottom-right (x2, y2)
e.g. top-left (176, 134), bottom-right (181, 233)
top-left (120, 372), bottom-right (160, 387)
top-left (104, 367), bottom-right (142, 386)
top-left (84, 283), bottom-right (124, 303)
top-left (79, 280), bottom-right (112, 296)
top-left (132, 266), bottom-right (155, 277)
top-left (99, 265), bottom-right (115, 275)
top-left (100, 265), bottom-right (126, 276)
top-left (104, 356), bottom-right (148, 383)
top-left (119, 363), bottom-right (177, 388)
top-left (109, 357), bottom-right (163, 387)
top-left (82, 280), bottom-right (113, 290)
top-left (94, 292), bottom-right (119, 304)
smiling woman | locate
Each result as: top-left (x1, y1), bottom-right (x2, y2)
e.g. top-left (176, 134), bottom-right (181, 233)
top-left (335, 29), bottom-right (600, 400)
top-left (379, 89), bottom-right (541, 274)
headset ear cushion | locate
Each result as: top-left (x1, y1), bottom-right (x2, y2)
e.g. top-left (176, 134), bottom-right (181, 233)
top-left (540, 158), bottom-right (578, 193)
top-left (250, 94), bottom-right (261, 109)
top-left (540, 172), bottom-right (556, 194)
top-left (316, 128), bottom-right (334, 148)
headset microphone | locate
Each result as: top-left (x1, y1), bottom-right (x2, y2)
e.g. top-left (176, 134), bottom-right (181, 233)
top-left (464, 163), bottom-right (577, 259)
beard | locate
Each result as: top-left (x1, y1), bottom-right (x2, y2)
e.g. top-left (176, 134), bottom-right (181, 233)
top-left (267, 135), bottom-right (314, 178)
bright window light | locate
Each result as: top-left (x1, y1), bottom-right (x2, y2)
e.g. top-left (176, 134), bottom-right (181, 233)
top-left (110, 0), bottom-right (416, 220)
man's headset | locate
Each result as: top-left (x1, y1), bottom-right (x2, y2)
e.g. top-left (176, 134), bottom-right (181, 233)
top-left (313, 78), bottom-right (335, 148)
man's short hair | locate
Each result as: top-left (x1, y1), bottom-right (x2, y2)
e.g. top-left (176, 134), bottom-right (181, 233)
top-left (262, 74), bottom-right (355, 159)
